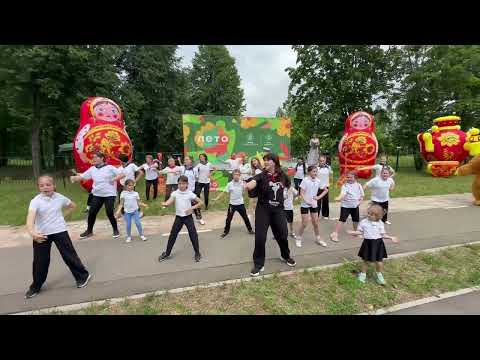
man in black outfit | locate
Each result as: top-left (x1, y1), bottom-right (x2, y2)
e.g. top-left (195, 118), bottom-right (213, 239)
top-left (245, 153), bottom-right (296, 276)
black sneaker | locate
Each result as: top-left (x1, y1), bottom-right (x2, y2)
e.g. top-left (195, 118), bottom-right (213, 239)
top-left (220, 232), bottom-right (228, 238)
top-left (79, 230), bottom-right (93, 239)
top-left (76, 273), bottom-right (92, 288)
top-left (25, 288), bottom-right (40, 299)
top-left (112, 230), bottom-right (120, 238)
top-left (284, 257), bottom-right (296, 267)
top-left (248, 230), bottom-right (255, 235)
top-left (250, 266), bottom-right (265, 277)
top-left (194, 253), bottom-right (201, 262)
top-left (158, 252), bottom-right (170, 262)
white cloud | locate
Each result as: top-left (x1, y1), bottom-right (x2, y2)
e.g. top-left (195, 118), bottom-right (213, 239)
top-left (177, 45), bottom-right (296, 117)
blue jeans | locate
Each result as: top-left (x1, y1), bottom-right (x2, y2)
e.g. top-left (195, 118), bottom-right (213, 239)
top-left (123, 210), bottom-right (144, 237)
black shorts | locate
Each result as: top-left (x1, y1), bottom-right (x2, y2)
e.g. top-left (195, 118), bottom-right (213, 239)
top-left (284, 209), bottom-right (294, 223)
top-left (300, 207), bottom-right (318, 215)
top-left (339, 206), bottom-right (360, 223)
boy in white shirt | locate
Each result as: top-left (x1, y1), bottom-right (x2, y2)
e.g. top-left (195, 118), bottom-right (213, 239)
top-left (330, 172), bottom-right (364, 242)
top-left (158, 176), bottom-right (203, 262)
top-left (348, 204), bottom-right (398, 285)
top-left (25, 175), bottom-right (91, 299)
top-left (116, 179), bottom-right (148, 243)
top-left (364, 167), bottom-right (395, 224)
top-left (296, 166), bottom-right (329, 248)
top-left (214, 169), bottom-right (255, 238)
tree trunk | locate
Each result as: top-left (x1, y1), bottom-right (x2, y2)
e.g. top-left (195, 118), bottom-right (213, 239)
top-left (31, 87), bottom-right (41, 179)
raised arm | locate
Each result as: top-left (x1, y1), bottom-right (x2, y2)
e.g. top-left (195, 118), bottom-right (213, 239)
top-left (63, 201), bottom-right (77, 218)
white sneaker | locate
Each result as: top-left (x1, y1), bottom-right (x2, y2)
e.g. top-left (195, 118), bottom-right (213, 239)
top-left (385, 220), bottom-right (392, 225)
top-left (199, 219), bottom-right (206, 225)
top-left (316, 237), bottom-right (327, 247)
top-left (323, 217), bottom-right (329, 220)
top-left (126, 237), bottom-right (132, 243)
top-left (289, 233), bottom-right (297, 239)
top-left (140, 235), bottom-right (147, 241)
top-left (296, 239), bottom-right (302, 247)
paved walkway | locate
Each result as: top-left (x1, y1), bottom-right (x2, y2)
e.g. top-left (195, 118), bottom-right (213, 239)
top-left (389, 291), bottom-right (480, 315)
top-left (0, 193), bottom-right (478, 314)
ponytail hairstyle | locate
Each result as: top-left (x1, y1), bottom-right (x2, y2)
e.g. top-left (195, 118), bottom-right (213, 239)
top-left (296, 157), bottom-right (306, 176)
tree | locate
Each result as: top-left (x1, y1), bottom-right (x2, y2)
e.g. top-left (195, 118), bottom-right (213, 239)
top-left (275, 106), bottom-right (286, 118)
top-left (285, 45), bottom-right (398, 156)
top-left (0, 45), bottom-right (123, 177)
top-left (392, 45), bottom-right (480, 169)
top-left (118, 45), bottom-right (191, 153)
top-left (190, 45), bottom-right (245, 116)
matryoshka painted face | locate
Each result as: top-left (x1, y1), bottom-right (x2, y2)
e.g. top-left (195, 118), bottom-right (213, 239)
top-left (351, 115), bottom-right (370, 130)
top-left (93, 101), bottom-right (120, 122)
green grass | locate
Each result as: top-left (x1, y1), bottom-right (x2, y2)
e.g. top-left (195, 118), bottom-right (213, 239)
top-left (0, 158), bottom-right (474, 226)
top-left (55, 244), bottom-right (480, 315)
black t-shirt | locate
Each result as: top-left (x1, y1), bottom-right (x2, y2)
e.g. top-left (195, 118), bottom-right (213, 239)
top-left (253, 171), bottom-right (286, 209)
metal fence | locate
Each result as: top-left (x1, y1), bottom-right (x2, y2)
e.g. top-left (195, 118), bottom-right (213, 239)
top-left (0, 148), bottom-right (422, 184)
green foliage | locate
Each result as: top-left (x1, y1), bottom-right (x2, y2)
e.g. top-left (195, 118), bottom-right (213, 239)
top-left (190, 45), bottom-right (246, 116)
top-left (393, 45), bottom-right (480, 153)
top-left (118, 45), bottom-right (189, 153)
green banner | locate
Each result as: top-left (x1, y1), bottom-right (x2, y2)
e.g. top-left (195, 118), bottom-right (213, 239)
top-left (182, 115), bottom-right (292, 191)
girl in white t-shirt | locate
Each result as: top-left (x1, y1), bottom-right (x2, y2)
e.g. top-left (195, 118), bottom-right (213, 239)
top-left (213, 169), bottom-right (254, 238)
top-left (239, 156), bottom-right (252, 181)
top-left (283, 182), bottom-right (298, 238)
top-left (296, 166), bottom-right (329, 248)
top-left (116, 179), bottom-right (148, 243)
top-left (70, 151), bottom-right (126, 239)
top-left (160, 157), bottom-right (182, 202)
top-left (330, 172), bottom-right (364, 243)
top-left (363, 168), bottom-right (395, 224)
top-left (293, 158), bottom-right (306, 191)
top-left (158, 175), bottom-right (204, 263)
top-left (316, 155), bottom-right (334, 220)
top-left (25, 175), bottom-right (91, 299)
top-left (347, 204), bottom-right (398, 285)
top-left (247, 157), bottom-right (263, 222)
top-left (180, 155), bottom-right (205, 225)
top-left (194, 153), bottom-right (216, 211)
top-left (139, 154), bottom-right (160, 200)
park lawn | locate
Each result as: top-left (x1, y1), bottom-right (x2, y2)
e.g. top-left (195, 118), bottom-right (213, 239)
top-left (0, 180), bottom-right (232, 226)
top-left (53, 244), bottom-right (480, 315)
top-left (0, 167), bottom-right (473, 226)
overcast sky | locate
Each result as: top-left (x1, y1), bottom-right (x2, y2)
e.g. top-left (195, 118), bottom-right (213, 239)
top-left (177, 45), bottom-right (297, 117)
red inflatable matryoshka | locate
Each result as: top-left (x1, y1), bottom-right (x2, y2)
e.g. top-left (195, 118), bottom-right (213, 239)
top-left (73, 97), bottom-right (133, 192)
top-left (338, 111), bottom-right (378, 180)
